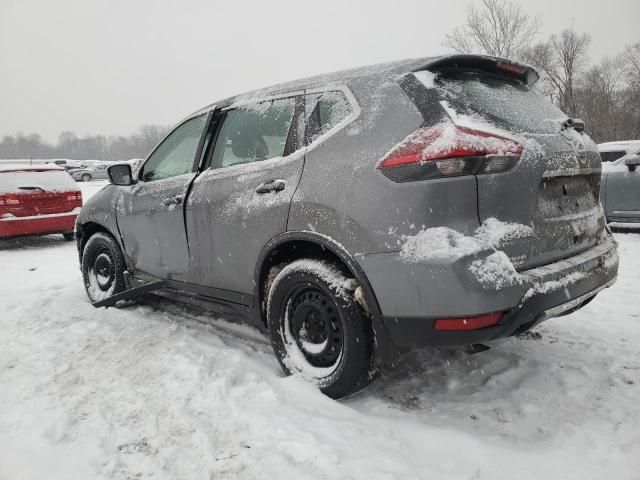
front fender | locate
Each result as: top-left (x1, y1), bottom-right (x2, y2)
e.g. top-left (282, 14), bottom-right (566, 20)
top-left (76, 184), bottom-right (125, 259)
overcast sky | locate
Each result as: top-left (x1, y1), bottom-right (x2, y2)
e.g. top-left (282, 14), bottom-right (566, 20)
top-left (1, 0), bottom-right (638, 142)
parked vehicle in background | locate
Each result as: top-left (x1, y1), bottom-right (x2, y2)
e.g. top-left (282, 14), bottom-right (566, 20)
top-left (70, 163), bottom-right (110, 182)
top-left (0, 164), bottom-right (82, 240)
top-left (599, 141), bottom-right (640, 223)
top-left (46, 159), bottom-right (89, 171)
top-left (598, 140), bottom-right (640, 163)
top-left (76, 54), bottom-right (618, 398)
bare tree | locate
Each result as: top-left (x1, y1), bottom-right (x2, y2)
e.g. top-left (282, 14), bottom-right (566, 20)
top-left (624, 42), bottom-right (640, 84)
top-left (523, 27), bottom-right (591, 115)
top-left (621, 43), bottom-right (640, 138)
top-left (443, 0), bottom-right (541, 59)
top-left (574, 55), bottom-right (627, 141)
top-left (0, 125), bottom-right (170, 160)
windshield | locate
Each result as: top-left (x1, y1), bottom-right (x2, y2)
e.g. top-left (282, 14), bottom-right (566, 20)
top-left (437, 71), bottom-right (567, 134)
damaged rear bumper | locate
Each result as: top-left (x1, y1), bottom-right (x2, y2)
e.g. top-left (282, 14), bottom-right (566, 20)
top-left (362, 236), bottom-right (619, 348)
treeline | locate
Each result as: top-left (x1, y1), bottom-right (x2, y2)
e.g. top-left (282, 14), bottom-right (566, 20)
top-left (0, 124), bottom-right (169, 161)
top-left (445, 0), bottom-right (640, 143)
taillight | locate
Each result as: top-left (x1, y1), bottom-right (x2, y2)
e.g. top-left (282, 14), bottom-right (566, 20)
top-left (378, 123), bottom-right (523, 182)
top-left (434, 312), bottom-right (504, 331)
top-left (66, 191), bottom-right (83, 207)
top-left (0, 194), bottom-right (19, 217)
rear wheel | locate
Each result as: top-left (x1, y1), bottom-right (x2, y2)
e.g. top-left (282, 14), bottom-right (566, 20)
top-left (81, 173), bottom-right (91, 182)
top-left (267, 259), bottom-right (375, 399)
top-left (62, 232), bottom-right (75, 241)
top-left (81, 232), bottom-right (126, 302)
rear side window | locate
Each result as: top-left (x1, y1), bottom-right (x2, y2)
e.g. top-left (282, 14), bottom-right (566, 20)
top-left (305, 91), bottom-right (352, 144)
top-left (211, 97), bottom-right (296, 169)
top-left (0, 169), bottom-right (77, 194)
top-left (431, 71), bottom-right (566, 134)
top-left (599, 151), bottom-right (627, 163)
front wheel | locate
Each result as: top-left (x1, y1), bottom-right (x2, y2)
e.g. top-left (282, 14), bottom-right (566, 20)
top-left (62, 232), bottom-right (75, 241)
top-left (81, 173), bottom-right (91, 182)
top-left (81, 232), bottom-right (127, 302)
top-left (267, 259), bottom-right (375, 399)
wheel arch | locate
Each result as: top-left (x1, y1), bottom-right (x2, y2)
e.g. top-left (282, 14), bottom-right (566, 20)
top-left (76, 220), bottom-right (122, 266)
top-left (254, 231), bottom-right (396, 361)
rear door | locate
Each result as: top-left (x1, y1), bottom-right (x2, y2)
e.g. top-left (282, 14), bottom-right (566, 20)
top-left (186, 95), bottom-right (304, 294)
top-left (435, 70), bottom-right (604, 270)
top-left (116, 113), bottom-right (210, 280)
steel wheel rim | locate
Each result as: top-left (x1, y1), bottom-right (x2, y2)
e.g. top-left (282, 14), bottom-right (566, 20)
top-left (91, 249), bottom-right (114, 292)
top-left (286, 287), bottom-right (344, 368)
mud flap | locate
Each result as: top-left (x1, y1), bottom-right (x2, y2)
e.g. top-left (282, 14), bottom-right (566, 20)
top-left (92, 281), bottom-right (166, 308)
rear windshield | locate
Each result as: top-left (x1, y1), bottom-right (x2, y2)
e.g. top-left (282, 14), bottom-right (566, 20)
top-left (435, 71), bottom-right (567, 134)
top-left (599, 151), bottom-right (627, 163)
top-left (0, 169), bottom-right (77, 194)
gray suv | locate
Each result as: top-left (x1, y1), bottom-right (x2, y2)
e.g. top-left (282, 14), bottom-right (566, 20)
top-left (76, 54), bottom-right (619, 398)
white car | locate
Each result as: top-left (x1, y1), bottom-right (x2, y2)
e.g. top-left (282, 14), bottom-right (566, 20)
top-left (598, 140), bottom-right (640, 223)
top-left (70, 163), bottom-right (110, 182)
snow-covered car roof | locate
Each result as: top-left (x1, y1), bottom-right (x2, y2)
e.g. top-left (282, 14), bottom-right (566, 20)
top-left (597, 140), bottom-right (640, 153)
top-left (189, 54), bottom-right (540, 118)
top-left (0, 164), bottom-right (65, 173)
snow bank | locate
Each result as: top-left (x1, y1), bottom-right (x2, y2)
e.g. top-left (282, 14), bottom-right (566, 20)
top-left (0, 232), bottom-right (638, 479)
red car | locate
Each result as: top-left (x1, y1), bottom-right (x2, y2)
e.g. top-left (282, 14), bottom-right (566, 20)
top-left (0, 165), bottom-right (82, 240)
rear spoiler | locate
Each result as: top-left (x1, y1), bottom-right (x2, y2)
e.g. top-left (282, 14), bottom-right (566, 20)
top-left (415, 54), bottom-right (539, 86)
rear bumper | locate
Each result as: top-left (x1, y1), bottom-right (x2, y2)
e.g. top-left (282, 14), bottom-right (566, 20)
top-left (0, 210), bottom-right (78, 239)
top-left (361, 236), bottom-right (619, 348)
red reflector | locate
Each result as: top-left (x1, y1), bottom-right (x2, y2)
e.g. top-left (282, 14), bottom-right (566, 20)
top-left (434, 312), bottom-right (504, 331)
top-left (378, 123), bottom-right (523, 169)
top-left (497, 62), bottom-right (526, 77)
top-left (3, 194), bottom-right (20, 205)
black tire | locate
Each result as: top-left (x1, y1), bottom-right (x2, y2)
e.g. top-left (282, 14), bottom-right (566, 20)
top-left (62, 232), bottom-right (75, 241)
top-left (81, 173), bottom-right (91, 182)
top-left (81, 232), bottom-right (127, 303)
top-left (267, 259), bottom-right (375, 399)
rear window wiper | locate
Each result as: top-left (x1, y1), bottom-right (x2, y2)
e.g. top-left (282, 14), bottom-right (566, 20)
top-left (560, 117), bottom-right (585, 133)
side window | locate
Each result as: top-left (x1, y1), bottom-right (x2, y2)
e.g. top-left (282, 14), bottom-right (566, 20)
top-left (141, 115), bottom-right (207, 182)
top-left (600, 151), bottom-right (626, 163)
top-left (305, 90), bottom-right (352, 144)
top-left (211, 97), bottom-right (296, 169)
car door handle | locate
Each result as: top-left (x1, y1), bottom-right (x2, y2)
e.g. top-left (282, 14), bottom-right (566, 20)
top-left (161, 195), bottom-right (183, 206)
top-left (255, 179), bottom-right (286, 194)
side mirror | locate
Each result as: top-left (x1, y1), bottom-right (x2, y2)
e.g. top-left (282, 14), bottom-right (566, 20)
top-left (624, 154), bottom-right (640, 172)
top-left (107, 164), bottom-right (135, 185)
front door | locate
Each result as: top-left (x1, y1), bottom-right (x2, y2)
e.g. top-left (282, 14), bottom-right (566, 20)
top-left (116, 113), bottom-right (210, 280)
top-left (186, 95), bottom-right (304, 295)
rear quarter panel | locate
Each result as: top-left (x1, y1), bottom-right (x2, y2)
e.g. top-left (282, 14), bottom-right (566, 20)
top-left (288, 76), bottom-right (480, 255)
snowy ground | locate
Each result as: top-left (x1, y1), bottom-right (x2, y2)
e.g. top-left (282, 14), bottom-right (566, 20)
top-left (1, 181), bottom-right (639, 479)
